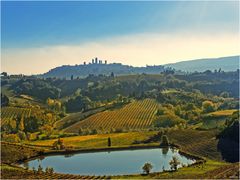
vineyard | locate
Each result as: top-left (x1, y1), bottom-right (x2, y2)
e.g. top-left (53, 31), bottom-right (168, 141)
top-left (64, 99), bottom-right (159, 133)
top-left (1, 142), bottom-right (42, 163)
top-left (1, 107), bottom-right (32, 126)
top-left (165, 129), bottom-right (222, 161)
top-left (1, 164), bottom-right (108, 179)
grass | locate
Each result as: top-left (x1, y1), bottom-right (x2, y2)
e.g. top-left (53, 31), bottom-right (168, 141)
top-left (112, 160), bottom-right (235, 179)
top-left (1, 142), bottom-right (44, 164)
top-left (0, 164), bottom-right (107, 179)
top-left (199, 109), bottom-right (237, 130)
top-left (208, 109), bottom-right (237, 117)
top-left (64, 99), bottom-right (159, 133)
top-left (26, 131), bottom-right (157, 148)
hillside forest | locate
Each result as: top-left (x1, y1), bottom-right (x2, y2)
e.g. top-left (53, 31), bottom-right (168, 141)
top-left (1, 69), bottom-right (239, 178)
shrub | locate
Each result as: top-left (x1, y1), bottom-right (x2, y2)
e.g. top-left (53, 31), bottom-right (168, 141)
top-left (154, 113), bottom-right (185, 128)
top-left (78, 128), bottom-right (84, 135)
top-left (142, 162), bottom-right (153, 174)
top-left (52, 138), bottom-right (65, 150)
top-left (115, 128), bottom-right (123, 133)
top-left (202, 100), bottom-right (215, 113)
top-left (17, 131), bottom-right (27, 140)
top-left (45, 167), bottom-right (54, 174)
top-left (37, 165), bottom-right (43, 174)
top-left (90, 129), bottom-right (98, 135)
top-left (3, 134), bottom-right (21, 143)
top-left (38, 134), bottom-right (48, 140)
top-left (169, 156), bottom-right (180, 171)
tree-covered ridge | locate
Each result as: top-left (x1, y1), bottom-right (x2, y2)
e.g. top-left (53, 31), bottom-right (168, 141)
top-left (41, 56), bottom-right (239, 78)
top-left (0, 70), bottom-right (239, 143)
top-left (3, 70), bottom-right (239, 102)
top-left (42, 63), bottom-right (167, 78)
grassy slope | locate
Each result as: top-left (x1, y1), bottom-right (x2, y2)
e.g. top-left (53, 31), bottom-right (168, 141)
top-left (200, 109), bottom-right (238, 129)
top-left (113, 161), bottom-right (239, 179)
top-left (1, 142), bottom-right (45, 164)
top-left (26, 131), bottom-right (157, 148)
top-left (208, 109), bottom-right (237, 117)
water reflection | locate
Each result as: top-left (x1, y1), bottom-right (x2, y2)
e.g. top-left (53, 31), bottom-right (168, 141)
top-left (162, 147), bottom-right (169, 156)
top-left (64, 153), bottom-right (75, 158)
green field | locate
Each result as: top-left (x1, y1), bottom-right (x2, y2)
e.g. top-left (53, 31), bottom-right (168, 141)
top-left (112, 161), bottom-right (239, 179)
top-left (1, 163), bottom-right (107, 179)
top-left (26, 131), bottom-right (157, 148)
top-left (208, 109), bottom-right (237, 117)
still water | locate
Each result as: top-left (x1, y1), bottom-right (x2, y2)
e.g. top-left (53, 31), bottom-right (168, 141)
top-left (22, 148), bottom-right (195, 175)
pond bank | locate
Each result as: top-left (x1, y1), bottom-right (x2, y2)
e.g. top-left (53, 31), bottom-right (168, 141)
top-left (18, 143), bottom-right (203, 165)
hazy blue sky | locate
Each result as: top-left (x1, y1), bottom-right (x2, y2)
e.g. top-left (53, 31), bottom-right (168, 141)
top-left (1, 1), bottom-right (239, 74)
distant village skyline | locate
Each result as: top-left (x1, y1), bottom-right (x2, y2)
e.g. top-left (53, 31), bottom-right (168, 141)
top-left (2, 1), bottom-right (239, 74)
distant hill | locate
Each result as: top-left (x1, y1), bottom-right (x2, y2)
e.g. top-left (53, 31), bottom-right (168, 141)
top-left (164, 56), bottom-right (239, 72)
top-left (41, 56), bottom-right (239, 78)
top-left (42, 63), bottom-right (167, 78)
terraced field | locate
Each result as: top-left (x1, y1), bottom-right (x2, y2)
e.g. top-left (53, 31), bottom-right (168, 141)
top-left (64, 99), bottom-right (159, 133)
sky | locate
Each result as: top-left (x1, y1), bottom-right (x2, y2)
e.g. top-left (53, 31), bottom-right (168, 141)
top-left (1, 1), bottom-right (239, 75)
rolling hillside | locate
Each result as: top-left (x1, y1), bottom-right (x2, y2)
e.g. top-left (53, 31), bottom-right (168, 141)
top-left (42, 63), bottom-right (166, 78)
top-left (64, 99), bottom-right (159, 133)
top-left (200, 109), bottom-right (238, 130)
top-left (164, 56), bottom-right (239, 72)
top-left (41, 56), bottom-right (239, 78)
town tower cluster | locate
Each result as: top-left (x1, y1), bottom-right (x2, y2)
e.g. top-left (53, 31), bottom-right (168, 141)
top-left (83, 57), bottom-right (107, 65)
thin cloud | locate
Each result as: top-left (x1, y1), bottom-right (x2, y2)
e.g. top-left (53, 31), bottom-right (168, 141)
top-left (2, 32), bottom-right (239, 75)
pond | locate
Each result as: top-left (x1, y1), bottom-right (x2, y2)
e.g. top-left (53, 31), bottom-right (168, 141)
top-left (21, 148), bottom-right (196, 175)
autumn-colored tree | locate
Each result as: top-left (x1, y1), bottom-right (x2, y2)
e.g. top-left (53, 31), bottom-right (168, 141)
top-left (40, 125), bottom-right (53, 137)
top-left (202, 100), bottom-right (215, 113)
top-left (18, 116), bottom-right (25, 131)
